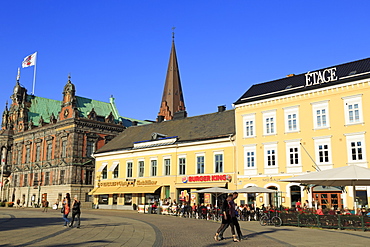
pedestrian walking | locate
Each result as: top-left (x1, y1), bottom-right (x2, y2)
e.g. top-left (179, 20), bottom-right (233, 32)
top-left (42, 199), bottom-right (49, 212)
top-left (61, 193), bottom-right (71, 227)
top-left (231, 192), bottom-right (245, 241)
top-left (69, 195), bottom-right (81, 228)
top-left (214, 194), bottom-right (237, 241)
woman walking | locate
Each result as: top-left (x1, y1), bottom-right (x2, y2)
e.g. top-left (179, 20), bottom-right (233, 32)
top-left (69, 195), bottom-right (81, 228)
top-left (62, 193), bottom-right (71, 227)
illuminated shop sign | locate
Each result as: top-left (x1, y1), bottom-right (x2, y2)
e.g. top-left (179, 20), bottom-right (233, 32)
top-left (305, 67), bottom-right (338, 87)
top-left (182, 174), bottom-right (232, 183)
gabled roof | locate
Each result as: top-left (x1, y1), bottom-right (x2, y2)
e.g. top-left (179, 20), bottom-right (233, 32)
top-left (234, 57), bottom-right (370, 105)
top-left (26, 95), bottom-right (148, 127)
top-left (95, 109), bottom-right (235, 154)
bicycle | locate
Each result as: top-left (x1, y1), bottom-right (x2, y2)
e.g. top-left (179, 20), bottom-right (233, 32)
top-left (259, 210), bottom-right (282, 227)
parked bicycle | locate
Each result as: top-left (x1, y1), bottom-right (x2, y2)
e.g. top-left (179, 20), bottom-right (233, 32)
top-left (260, 210), bottom-right (282, 227)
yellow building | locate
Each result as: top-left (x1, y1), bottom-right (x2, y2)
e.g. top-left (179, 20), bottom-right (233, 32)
top-left (234, 58), bottom-right (370, 210)
top-left (91, 109), bottom-right (236, 209)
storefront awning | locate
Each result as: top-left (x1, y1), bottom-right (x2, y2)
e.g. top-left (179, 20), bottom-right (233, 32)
top-left (89, 187), bottom-right (117, 195)
top-left (114, 186), bottom-right (161, 194)
top-left (175, 183), bottom-right (227, 189)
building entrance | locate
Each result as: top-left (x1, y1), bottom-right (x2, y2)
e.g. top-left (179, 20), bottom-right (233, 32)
top-left (313, 186), bottom-right (343, 210)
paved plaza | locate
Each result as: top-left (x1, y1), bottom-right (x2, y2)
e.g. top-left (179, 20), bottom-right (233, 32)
top-left (1, 208), bottom-right (370, 246)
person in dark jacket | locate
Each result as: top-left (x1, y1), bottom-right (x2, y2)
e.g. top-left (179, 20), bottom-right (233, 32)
top-left (69, 195), bottom-right (81, 228)
top-left (214, 194), bottom-right (237, 241)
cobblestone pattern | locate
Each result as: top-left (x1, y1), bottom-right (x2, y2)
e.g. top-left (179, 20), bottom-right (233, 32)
top-left (1, 208), bottom-right (370, 246)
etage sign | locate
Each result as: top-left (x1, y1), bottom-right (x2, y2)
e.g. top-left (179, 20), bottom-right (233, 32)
top-left (305, 67), bottom-right (338, 87)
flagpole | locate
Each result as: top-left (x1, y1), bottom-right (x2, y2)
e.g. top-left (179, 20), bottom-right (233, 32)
top-left (32, 52), bottom-right (37, 95)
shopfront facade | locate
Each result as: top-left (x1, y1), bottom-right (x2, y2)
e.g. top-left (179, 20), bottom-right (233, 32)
top-left (91, 110), bottom-right (236, 209)
top-left (234, 58), bottom-right (370, 209)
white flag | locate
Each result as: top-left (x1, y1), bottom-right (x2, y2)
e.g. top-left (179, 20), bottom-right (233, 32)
top-left (22, 52), bottom-right (37, 68)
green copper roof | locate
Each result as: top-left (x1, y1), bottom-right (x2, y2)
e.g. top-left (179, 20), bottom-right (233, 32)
top-left (26, 95), bottom-right (149, 127)
top-left (27, 95), bottom-right (60, 125)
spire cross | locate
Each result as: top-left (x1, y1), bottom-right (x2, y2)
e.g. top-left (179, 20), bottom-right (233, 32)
top-left (172, 27), bottom-right (176, 40)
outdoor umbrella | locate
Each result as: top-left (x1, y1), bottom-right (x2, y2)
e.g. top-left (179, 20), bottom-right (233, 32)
top-left (190, 187), bottom-right (232, 207)
top-left (280, 165), bottom-right (370, 209)
top-left (235, 186), bottom-right (276, 193)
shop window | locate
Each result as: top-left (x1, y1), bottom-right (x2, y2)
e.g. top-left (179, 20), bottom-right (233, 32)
top-left (124, 194), bottom-right (132, 205)
top-left (98, 195), bottom-right (108, 204)
top-left (113, 194), bottom-right (118, 205)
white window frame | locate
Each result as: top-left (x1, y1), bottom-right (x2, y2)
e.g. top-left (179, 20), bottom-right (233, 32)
top-left (342, 95), bottom-right (363, 126)
top-left (126, 161), bottom-right (133, 178)
top-left (262, 110), bottom-right (277, 136)
top-left (345, 132), bottom-right (367, 166)
top-left (283, 106), bottom-right (300, 133)
top-left (243, 113), bottom-right (256, 138)
top-left (150, 158), bottom-right (157, 177)
top-left (311, 100), bottom-right (330, 129)
top-left (178, 155), bottom-right (186, 175)
top-left (138, 159), bottom-right (145, 177)
top-left (313, 136), bottom-right (332, 166)
top-left (214, 151), bottom-right (224, 173)
top-left (244, 145), bottom-right (257, 170)
top-left (285, 140), bottom-right (301, 166)
top-left (163, 156), bottom-right (171, 176)
top-left (196, 153), bottom-right (205, 174)
top-left (264, 143), bottom-right (278, 168)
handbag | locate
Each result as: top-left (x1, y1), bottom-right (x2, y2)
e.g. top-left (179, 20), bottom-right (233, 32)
top-left (61, 205), bottom-right (65, 214)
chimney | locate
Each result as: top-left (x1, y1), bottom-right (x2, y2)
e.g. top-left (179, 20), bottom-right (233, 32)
top-left (157, 115), bottom-right (165, 123)
top-left (131, 121), bottom-right (138, 126)
top-left (218, 105), bottom-right (226, 112)
top-left (173, 110), bottom-right (187, 120)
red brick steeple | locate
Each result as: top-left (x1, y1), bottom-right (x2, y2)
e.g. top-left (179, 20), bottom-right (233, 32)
top-left (157, 31), bottom-right (186, 121)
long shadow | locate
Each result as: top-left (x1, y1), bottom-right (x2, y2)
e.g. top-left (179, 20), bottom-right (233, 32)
top-left (0, 214), bottom-right (128, 232)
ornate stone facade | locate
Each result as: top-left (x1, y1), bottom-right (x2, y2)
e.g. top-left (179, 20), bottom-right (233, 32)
top-left (0, 75), bottom-right (147, 208)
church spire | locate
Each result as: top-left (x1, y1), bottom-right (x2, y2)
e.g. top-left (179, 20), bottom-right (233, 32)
top-left (157, 29), bottom-right (186, 121)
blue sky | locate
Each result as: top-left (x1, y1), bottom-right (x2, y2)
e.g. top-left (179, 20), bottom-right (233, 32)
top-left (1, 1), bottom-right (370, 121)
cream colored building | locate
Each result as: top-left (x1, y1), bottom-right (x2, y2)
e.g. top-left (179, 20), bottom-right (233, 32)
top-left (234, 58), bottom-right (370, 209)
top-left (91, 109), bottom-right (236, 209)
